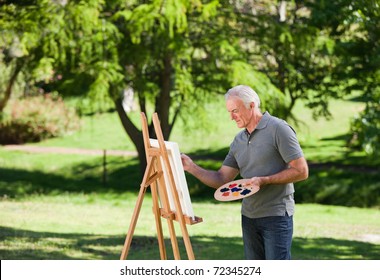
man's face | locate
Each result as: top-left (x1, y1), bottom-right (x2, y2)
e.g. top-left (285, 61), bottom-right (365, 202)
top-left (226, 97), bottom-right (253, 129)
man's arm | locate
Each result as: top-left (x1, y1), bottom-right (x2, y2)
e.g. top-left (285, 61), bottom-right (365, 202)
top-left (181, 153), bottom-right (239, 189)
top-left (249, 156), bottom-right (309, 187)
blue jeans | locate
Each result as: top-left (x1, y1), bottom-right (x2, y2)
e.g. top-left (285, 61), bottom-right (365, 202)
top-left (242, 214), bottom-right (293, 260)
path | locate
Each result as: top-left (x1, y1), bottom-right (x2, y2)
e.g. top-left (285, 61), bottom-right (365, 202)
top-left (3, 144), bottom-right (138, 157)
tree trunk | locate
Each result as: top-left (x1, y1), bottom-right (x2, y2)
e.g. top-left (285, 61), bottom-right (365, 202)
top-left (113, 55), bottom-right (175, 175)
top-left (114, 97), bottom-right (146, 175)
top-left (0, 59), bottom-right (25, 112)
top-left (155, 54), bottom-right (173, 140)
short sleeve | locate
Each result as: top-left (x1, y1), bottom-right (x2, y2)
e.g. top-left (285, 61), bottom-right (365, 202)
top-left (275, 121), bottom-right (304, 163)
top-left (223, 143), bottom-right (239, 169)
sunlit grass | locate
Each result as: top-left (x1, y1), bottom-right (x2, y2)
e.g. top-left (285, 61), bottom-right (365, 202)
top-left (0, 194), bottom-right (379, 260)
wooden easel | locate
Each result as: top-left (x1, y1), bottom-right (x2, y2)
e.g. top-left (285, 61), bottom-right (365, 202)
top-left (120, 112), bottom-right (202, 260)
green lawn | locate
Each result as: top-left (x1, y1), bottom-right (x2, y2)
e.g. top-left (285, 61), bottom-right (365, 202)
top-left (1, 194), bottom-right (379, 260)
top-left (0, 95), bottom-right (379, 260)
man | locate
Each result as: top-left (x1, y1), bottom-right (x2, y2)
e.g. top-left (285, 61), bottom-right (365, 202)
top-left (181, 85), bottom-right (308, 260)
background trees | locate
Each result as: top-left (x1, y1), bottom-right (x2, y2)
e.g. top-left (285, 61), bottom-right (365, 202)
top-left (1, 0), bottom-right (379, 164)
top-left (341, 0), bottom-right (380, 156)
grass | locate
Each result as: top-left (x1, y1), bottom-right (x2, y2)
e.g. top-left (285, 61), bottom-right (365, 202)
top-left (1, 194), bottom-right (379, 260)
top-left (37, 99), bottom-right (239, 154)
top-left (0, 95), bottom-right (379, 260)
top-left (27, 112), bottom-right (136, 151)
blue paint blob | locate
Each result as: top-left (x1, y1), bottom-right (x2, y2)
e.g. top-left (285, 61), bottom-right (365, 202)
top-left (231, 187), bottom-right (242, 192)
top-left (241, 189), bottom-right (251, 196)
top-left (220, 187), bottom-right (230, 192)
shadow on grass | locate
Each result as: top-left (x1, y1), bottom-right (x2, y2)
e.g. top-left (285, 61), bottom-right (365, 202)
top-left (0, 147), bottom-right (224, 201)
top-left (294, 166), bottom-right (380, 207)
top-left (0, 157), bottom-right (143, 197)
top-left (302, 133), bottom-right (380, 167)
top-left (292, 237), bottom-right (380, 260)
top-left (1, 226), bottom-right (379, 260)
top-left (1, 145), bottom-right (379, 207)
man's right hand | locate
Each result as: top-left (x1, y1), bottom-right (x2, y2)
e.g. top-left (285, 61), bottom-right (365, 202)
top-left (180, 153), bottom-right (193, 172)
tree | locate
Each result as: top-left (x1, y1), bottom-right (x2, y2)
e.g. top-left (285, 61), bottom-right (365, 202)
top-left (1, 0), bottom-right (284, 172)
top-left (342, 0), bottom-right (380, 156)
top-left (0, 1), bottom-right (61, 112)
top-left (304, 0), bottom-right (380, 156)
top-left (229, 0), bottom-right (379, 158)
top-left (107, 0), bottom-right (285, 169)
top-left (230, 0), bottom-right (342, 121)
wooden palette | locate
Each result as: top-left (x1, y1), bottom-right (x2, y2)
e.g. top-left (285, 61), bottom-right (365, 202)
top-left (214, 179), bottom-right (260, 201)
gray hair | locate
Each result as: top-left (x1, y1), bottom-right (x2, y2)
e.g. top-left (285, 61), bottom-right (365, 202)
top-left (224, 85), bottom-right (261, 109)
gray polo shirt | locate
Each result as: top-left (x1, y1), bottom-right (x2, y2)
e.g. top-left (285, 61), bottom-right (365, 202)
top-left (223, 112), bottom-right (304, 218)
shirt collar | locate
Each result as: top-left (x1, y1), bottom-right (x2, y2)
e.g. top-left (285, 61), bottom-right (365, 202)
top-left (245, 111), bottom-right (270, 135)
top-left (256, 111), bottom-right (270, 130)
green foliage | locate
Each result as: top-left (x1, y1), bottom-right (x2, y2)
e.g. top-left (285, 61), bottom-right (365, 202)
top-left (228, 61), bottom-right (286, 112)
top-left (0, 0), bottom-right (66, 111)
top-left (309, 0), bottom-right (380, 156)
top-left (0, 94), bottom-right (81, 144)
top-left (1, 0), bottom-right (379, 157)
top-left (235, 1), bottom-right (343, 120)
top-left (350, 90), bottom-right (380, 156)
top-left (344, 1), bottom-right (380, 157)
top-left (0, 0), bottom-right (123, 111)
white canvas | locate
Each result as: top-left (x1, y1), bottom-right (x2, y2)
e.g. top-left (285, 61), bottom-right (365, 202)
top-left (149, 139), bottom-right (195, 220)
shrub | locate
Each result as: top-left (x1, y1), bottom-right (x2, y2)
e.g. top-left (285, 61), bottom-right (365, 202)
top-left (0, 94), bottom-right (81, 144)
top-left (349, 91), bottom-right (380, 157)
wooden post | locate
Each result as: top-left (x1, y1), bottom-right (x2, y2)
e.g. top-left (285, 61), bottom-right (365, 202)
top-left (103, 149), bottom-right (107, 187)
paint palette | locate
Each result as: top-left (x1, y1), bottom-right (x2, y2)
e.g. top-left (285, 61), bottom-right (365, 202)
top-left (214, 179), bottom-right (260, 202)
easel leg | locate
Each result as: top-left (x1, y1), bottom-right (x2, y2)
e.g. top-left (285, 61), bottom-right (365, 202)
top-left (180, 224), bottom-right (195, 260)
top-left (120, 156), bottom-right (161, 260)
top-left (120, 184), bottom-right (147, 260)
top-left (167, 219), bottom-right (181, 259)
top-left (151, 181), bottom-right (167, 260)
top-left (155, 158), bottom-right (181, 260)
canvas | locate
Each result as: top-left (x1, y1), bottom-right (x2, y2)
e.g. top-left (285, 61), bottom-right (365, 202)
top-left (149, 139), bottom-right (195, 220)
